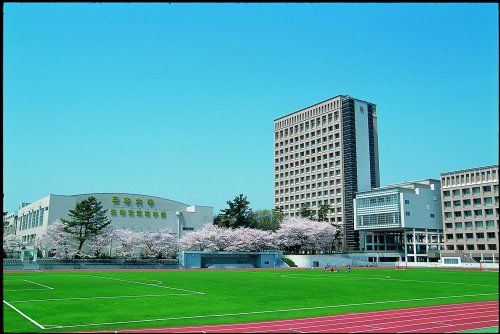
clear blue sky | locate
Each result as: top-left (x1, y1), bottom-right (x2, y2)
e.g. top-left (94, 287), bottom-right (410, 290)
top-left (3, 3), bottom-right (498, 214)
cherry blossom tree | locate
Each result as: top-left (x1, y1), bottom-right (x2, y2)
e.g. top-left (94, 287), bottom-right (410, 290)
top-left (179, 225), bottom-right (278, 252)
top-left (36, 221), bottom-right (79, 259)
top-left (138, 231), bottom-right (178, 258)
top-left (275, 217), bottom-right (338, 254)
top-left (112, 229), bottom-right (141, 258)
top-left (88, 227), bottom-right (115, 258)
top-left (3, 234), bottom-right (25, 256)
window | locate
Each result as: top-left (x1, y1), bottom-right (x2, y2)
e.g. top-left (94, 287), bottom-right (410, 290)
top-left (455, 222), bottom-right (463, 229)
top-left (483, 185), bottom-right (492, 193)
top-left (487, 232), bottom-right (496, 239)
top-left (446, 234), bottom-right (454, 240)
top-left (463, 199), bottom-right (471, 207)
top-left (462, 188), bottom-right (470, 196)
top-left (453, 200), bottom-right (461, 207)
top-left (477, 244), bottom-right (485, 250)
top-left (445, 223), bottom-right (453, 229)
top-left (485, 209), bottom-right (494, 216)
top-left (430, 214), bottom-right (435, 218)
top-left (465, 233), bottom-right (473, 239)
top-left (484, 197), bottom-right (493, 205)
top-left (486, 220), bottom-right (495, 228)
top-left (457, 245), bottom-right (464, 250)
top-left (466, 244), bottom-right (474, 250)
top-left (456, 233), bottom-right (463, 239)
top-left (443, 190), bottom-right (450, 198)
top-left (472, 187), bottom-right (480, 195)
top-left (476, 233), bottom-right (484, 239)
top-left (445, 212), bottom-right (452, 219)
top-left (453, 190), bottom-right (460, 197)
top-left (405, 200), bottom-right (410, 204)
top-left (465, 222), bottom-right (473, 229)
top-left (405, 212), bottom-right (411, 216)
top-left (488, 244), bottom-right (497, 250)
top-left (476, 221), bottom-right (484, 228)
top-left (444, 201), bottom-right (451, 208)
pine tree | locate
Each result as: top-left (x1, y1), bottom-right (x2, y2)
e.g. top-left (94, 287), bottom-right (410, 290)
top-left (60, 196), bottom-right (111, 257)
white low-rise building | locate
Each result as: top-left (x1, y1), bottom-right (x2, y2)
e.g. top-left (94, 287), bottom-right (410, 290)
top-left (14, 193), bottom-right (213, 244)
top-left (354, 179), bottom-right (443, 262)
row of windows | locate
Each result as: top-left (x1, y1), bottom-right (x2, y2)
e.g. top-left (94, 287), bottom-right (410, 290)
top-left (445, 220), bottom-right (497, 230)
top-left (357, 213), bottom-right (400, 228)
top-left (279, 200), bottom-right (344, 212)
top-left (441, 169), bottom-right (497, 187)
top-left (446, 244), bottom-right (497, 251)
top-left (443, 197), bottom-right (497, 207)
top-left (275, 103), bottom-right (341, 130)
top-left (275, 191), bottom-right (343, 202)
top-left (275, 140), bottom-right (341, 157)
top-left (356, 194), bottom-right (400, 208)
top-left (18, 208), bottom-right (45, 231)
top-left (442, 185), bottom-right (498, 197)
top-left (275, 149), bottom-right (342, 164)
top-left (275, 114), bottom-right (341, 139)
top-left (275, 159), bottom-right (342, 173)
top-left (275, 166), bottom-right (343, 187)
top-left (444, 209), bottom-right (496, 219)
top-left (276, 167), bottom-right (342, 180)
top-left (275, 182), bottom-right (343, 195)
top-left (286, 212), bottom-right (342, 223)
top-left (275, 132), bottom-right (341, 150)
top-left (445, 232), bottom-right (497, 240)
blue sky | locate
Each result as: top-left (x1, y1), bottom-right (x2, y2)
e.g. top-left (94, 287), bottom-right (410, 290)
top-left (3, 3), bottom-right (498, 214)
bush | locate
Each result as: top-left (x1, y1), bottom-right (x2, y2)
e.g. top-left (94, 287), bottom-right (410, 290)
top-left (282, 257), bottom-right (297, 267)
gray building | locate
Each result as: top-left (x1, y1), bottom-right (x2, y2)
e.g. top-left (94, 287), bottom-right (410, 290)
top-left (354, 179), bottom-right (443, 262)
top-left (274, 95), bottom-right (380, 250)
top-left (440, 165), bottom-right (499, 262)
top-left (14, 193), bottom-right (213, 244)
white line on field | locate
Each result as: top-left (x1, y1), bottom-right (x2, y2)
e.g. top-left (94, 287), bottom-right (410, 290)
top-left (89, 275), bottom-right (204, 295)
top-left (24, 280), bottom-right (54, 290)
top-left (10, 293), bottom-right (201, 303)
top-left (279, 274), bottom-right (498, 287)
top-left (40, 292), bottom-right (499, 330)
top-left (4, 288), bottom-right (50, 292)
top-left (3, 300), bottom-right (45, 329)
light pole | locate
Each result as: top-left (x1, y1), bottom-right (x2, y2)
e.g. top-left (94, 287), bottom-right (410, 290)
top-left (175, 211), bottom-right (182, 247)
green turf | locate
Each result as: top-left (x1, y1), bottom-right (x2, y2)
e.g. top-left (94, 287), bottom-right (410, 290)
top-left (459, 326), bottom-right (499, 333)
top-left (3, 268), bottom-right (498, 333)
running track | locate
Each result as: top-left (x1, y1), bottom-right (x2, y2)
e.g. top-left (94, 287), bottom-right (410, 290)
top-left (110, 300), bottom-right (498, 333)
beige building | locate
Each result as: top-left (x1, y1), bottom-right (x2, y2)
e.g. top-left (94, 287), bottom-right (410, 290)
top-left (274, 95), bottom-right (380, 250)
top-left (441, 165), bottom-right (499, 262)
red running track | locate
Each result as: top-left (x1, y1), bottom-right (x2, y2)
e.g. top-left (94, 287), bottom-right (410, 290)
top-left (111, 300), bottom-right (498, 333)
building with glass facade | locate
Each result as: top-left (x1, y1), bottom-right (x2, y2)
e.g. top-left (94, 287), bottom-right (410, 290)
top-left (354, 179), bottom-right (443, 262)
top-left (274, 95), bottom-right (380, 250)
top-left (13, 193), bottom-right (213, 244)
top-left (440, 165), bottom-right (499, 262)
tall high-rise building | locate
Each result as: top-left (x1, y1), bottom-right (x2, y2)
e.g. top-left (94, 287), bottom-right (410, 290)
top-left (274, 95), bottom-right (380, 250)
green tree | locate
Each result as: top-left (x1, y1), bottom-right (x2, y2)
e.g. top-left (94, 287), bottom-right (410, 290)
top-left (250, 209), bottom-right (280, 231)
top-left (213, 194), bottom-right (253, 228)
top-left (60, 196), bottom-right (111, 257)
top-left (317, 204), bottom-right (331, 222)
top-left (272, 206), bottom-right (284, 224)
top-left (299, 203), bottom-right (314, 219)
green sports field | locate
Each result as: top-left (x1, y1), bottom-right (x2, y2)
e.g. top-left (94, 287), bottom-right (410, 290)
top-left (3, 268), bottom-right (499, 333)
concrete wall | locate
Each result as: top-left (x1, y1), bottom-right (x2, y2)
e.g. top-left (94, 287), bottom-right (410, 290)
top-left (401, 181), bottom-right (442, 230)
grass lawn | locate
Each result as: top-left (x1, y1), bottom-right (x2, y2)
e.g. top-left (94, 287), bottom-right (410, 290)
top-left (3, 268), bottom-right (498, 333)
top-left (459, 326), bottom-right (499, 333)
